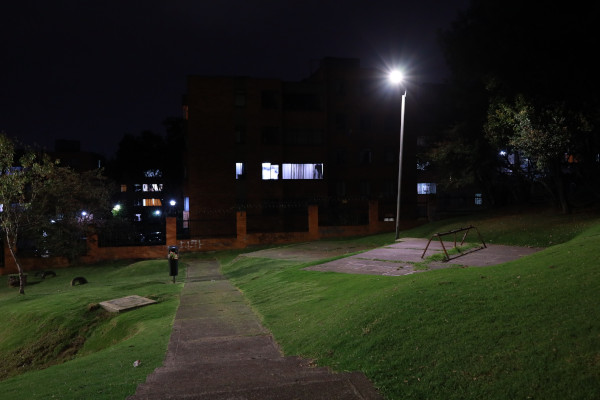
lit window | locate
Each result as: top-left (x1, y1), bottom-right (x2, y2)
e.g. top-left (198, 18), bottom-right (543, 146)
top-left (183, 211), bottom-right (189, 228)
top-left (183, 197), bottom-right (189, 229)
top-left (143, 199), bottom-right (163, 206)
top-left (236, 163), bottom-right (245, 179)
top-left (417, 183), bottom-right (437, 194)
top-left (281, 163), bottom-right (323, 179)
top-left (120, 184), bottom-right (127, 192)
top-left (144, 169), bottom-right (162, 178)
top-left (142, 184), bottom-right (163, 192)
top-left (262, 163), bottom-right (279, 180)
top-left (475, 193), bottom-right (483, 205)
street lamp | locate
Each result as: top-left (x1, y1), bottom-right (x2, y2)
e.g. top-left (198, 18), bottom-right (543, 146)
top-left (389, 69), bottom-right (406, 240)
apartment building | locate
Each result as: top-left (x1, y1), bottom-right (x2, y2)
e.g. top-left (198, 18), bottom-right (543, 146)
top-left (182, 58), bottom-right (419, 238)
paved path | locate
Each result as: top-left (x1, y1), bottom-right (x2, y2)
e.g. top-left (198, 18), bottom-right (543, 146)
top-left (302, 238), bottom-right (543, 276)
top-left (127, 259), bottom-right (383, 400)
top-left (128, 238), bottom-right (541, 399)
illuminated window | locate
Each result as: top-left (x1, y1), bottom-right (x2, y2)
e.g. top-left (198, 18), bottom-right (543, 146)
top-left (143, 199), bottom-right (163, 206)
top-left (236, 163), bottom-right (245, 179)
top-left (281, 163), bottom-right (323, 179)
top-left (143, 184), bottom-right (163, 192)
top-left (120, 184), bottom-right (127, 192)
top-left (262, 163), bottom-right (279, 180)
top-left (475, 193), bottom-right (483, 205)
top-left (183, 197), bottom-right (189, 228)
top-left (417, 183), bottom-right (437, 194)
top-left (144, 169), bottom-right (162, 178)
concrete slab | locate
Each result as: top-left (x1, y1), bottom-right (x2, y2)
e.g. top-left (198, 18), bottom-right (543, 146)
top-left (99, 295), bottom-right (157, 313)
top-left (305, 238), bottom-right (543, 276)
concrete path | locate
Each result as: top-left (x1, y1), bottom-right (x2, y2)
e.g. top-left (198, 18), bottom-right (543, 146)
top-left (127, 259), bottom-right (383, 400)
top-left (128, 238), bottom-right (542, 399)
top-left (304, 238), bottom-right (542, 276)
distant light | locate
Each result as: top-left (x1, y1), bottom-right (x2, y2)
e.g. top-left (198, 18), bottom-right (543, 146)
top-left (389, 69), bottom-right (404, 84)
top-left (113, 204), bottom-right (121, 211)
top-left (169, 200), bottom-right (176, 206)
top-left (154, 210), bottom-right (161, 216)
top-left (499, 150), bottom-right (507, 156)
top-left (81, 211), bottom-right (87, 216)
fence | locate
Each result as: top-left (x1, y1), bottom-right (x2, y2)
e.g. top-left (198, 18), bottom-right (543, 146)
top-left (1, 200), bottom-right (419, 276)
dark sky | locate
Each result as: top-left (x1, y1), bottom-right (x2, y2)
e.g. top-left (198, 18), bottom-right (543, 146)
top-left (1, 0), bottom-right (468, 158)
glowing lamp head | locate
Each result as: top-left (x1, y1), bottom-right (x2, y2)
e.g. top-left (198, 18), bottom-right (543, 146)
top-left (389, 69), bottom-right (404, 85)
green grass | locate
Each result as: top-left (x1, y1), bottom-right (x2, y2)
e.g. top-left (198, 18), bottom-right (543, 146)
top-left (0, 259), bottom-right (185, 399)
top-left (216, 208), bottom-right (600, 400)
top-left (400, 206), bottom-right (600, 247)
top-left (1, 207), bottom-right (599, 399)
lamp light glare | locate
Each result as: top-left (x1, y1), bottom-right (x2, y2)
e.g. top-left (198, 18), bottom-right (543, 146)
top-left (389, 70), bottom-right (404, 84)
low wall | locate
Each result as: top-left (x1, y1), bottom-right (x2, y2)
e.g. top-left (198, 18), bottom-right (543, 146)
top-left (1, 201), bottom-right (406, 275)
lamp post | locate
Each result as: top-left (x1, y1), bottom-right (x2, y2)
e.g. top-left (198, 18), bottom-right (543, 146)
top-left (389, 70), bottom-right (406, 240)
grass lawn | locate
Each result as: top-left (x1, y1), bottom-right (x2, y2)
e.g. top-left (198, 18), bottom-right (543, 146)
top-left (217, 207), bottom-right (600, 400)
top-left (0, 259), bottom-right (185, 399)
top-left (0, 206), bottom-right (599, 399)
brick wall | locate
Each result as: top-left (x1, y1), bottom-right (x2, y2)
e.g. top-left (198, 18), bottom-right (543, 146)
top-left (1, 202), bottom-right (407, 276)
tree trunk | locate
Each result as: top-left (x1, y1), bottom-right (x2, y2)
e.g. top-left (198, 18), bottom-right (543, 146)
top-left (6, 237), bottom-right (25, 295)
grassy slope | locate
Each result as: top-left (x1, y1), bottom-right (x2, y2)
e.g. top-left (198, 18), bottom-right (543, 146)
top-left (0, 207), bottom-right (598, 399)
top-left (220, 209), bottom-right (600, 400)
top-left (0, 259), bottom-right (184, 399)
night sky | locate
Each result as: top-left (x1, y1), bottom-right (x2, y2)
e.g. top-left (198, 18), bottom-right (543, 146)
top-left (2, 0), bottom-right (468, 158)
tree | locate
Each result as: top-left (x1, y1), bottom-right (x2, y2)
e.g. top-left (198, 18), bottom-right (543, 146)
top-left (436, 0), bottom-right (600, 211)
top-left (107, 130), bottom-right (167, 182)
top-left (485, 96), bottom-right (592, 212)
top-left (0, 134), bottom-right (56, 294)
top-left (0, 133), bottom-right (113, 294)
top-left (30, 167), bottom-right (113, 261)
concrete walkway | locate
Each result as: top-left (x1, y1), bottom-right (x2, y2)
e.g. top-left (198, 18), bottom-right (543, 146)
top-left (304, 238), bottom-right (543, 276)
top-left (127, 238), bottom-right (541, 399)
top-left (127, 259), bottom-right (383, 400)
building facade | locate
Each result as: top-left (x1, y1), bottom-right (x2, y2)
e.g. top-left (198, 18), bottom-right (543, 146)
top-left (182, 58), bottom-right (419, 238)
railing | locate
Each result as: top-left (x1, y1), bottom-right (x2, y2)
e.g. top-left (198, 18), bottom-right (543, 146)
top-left (421, 225), bottom-right (486, 261)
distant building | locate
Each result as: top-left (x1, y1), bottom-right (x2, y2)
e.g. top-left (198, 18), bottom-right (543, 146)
top-left (182, 58), bottom-right (425, 238)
